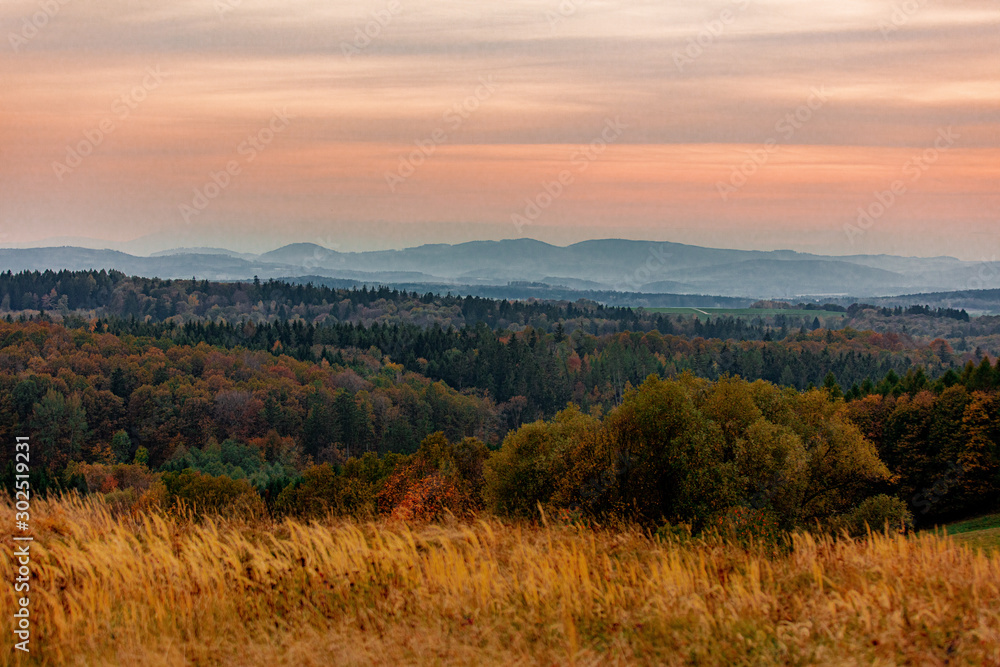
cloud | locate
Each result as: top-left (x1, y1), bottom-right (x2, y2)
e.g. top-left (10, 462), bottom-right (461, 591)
top-left (1, 0), bottom-right (997, 257)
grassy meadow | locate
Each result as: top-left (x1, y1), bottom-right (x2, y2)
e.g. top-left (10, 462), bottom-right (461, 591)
top-left (3, 495), bottom-right (999, 666)
top-left (937, 513), bottom-right (1000, 555)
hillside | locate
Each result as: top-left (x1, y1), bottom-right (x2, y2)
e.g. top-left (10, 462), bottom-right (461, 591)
top-left (4, 239), bottom-right (1000, 300)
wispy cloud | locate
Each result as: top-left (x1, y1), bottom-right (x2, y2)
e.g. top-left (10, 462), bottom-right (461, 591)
top-left (1, 0), bottom-right (997, 256)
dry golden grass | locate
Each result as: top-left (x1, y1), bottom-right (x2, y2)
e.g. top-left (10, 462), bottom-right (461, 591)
top-left (2, 495), bottom-right (999, 666)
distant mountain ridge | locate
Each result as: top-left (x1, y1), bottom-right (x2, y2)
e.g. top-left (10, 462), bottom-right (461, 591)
top-left (2, 239), bottom-right (1000, 300)
top-left (149, 247), bottom-right (260, 260)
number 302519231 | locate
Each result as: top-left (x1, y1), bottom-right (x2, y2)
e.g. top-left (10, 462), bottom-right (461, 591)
top-left (15, 438), bottom-right (31, 519)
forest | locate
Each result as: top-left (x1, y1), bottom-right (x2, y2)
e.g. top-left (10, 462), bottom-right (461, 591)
top-left (0, 270), bottom-right (998, 533)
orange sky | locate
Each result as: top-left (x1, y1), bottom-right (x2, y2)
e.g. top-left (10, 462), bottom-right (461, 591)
top-left (1, 0), bottom-right (998, 257)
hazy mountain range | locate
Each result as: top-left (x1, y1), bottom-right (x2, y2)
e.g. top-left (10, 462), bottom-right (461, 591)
top-left (3, 239), bottom-right (1000, 301)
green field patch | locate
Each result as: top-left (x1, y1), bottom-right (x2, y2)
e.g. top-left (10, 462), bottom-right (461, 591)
top-left (952, 527), bottom-right (1000, 552)
top-left (919, 513), bottom-right (1000, 553)
top-left (940, 513), bottom-right (1000, 536)
top-left (646, 307), bottom-right (847, 320)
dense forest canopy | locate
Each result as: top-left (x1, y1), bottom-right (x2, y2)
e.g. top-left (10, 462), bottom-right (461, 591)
top-left (0, 270), bottom-right (998, 531)
top-left (1, 270), bottom-right (996, 407)
top-left (0, 269), bottom-right (992, 343)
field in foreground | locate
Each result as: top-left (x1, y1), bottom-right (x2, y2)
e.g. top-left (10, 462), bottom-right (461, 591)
top-left (3, 497), bottom-right (999, 666)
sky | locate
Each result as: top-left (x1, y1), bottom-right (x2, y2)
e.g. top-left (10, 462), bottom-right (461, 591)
top-left (1, 0), bottom-right (998, 258)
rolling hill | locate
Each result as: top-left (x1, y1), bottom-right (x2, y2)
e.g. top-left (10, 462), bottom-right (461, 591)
top-left (3, 239), bottom-right (1000, 301)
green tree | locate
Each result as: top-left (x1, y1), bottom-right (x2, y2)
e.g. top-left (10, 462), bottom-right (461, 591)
top-left (111, 429), bottom-right (133, 464)
top-left (795, 391), bottom-right (890, 520)
top-left (602, 375), bottom-right (737, 526)
top-left (30, 390), bottom-right (88, 472)
top-left (483, 405), bottom-right (601, 517)
top-left (823, 372), bottom-right (843, 400)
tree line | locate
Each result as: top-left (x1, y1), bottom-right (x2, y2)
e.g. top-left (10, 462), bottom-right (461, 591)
top-left (1, 317), bottom-right (996, 531)
top-left (91, 316), bottom-right (969, 416)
